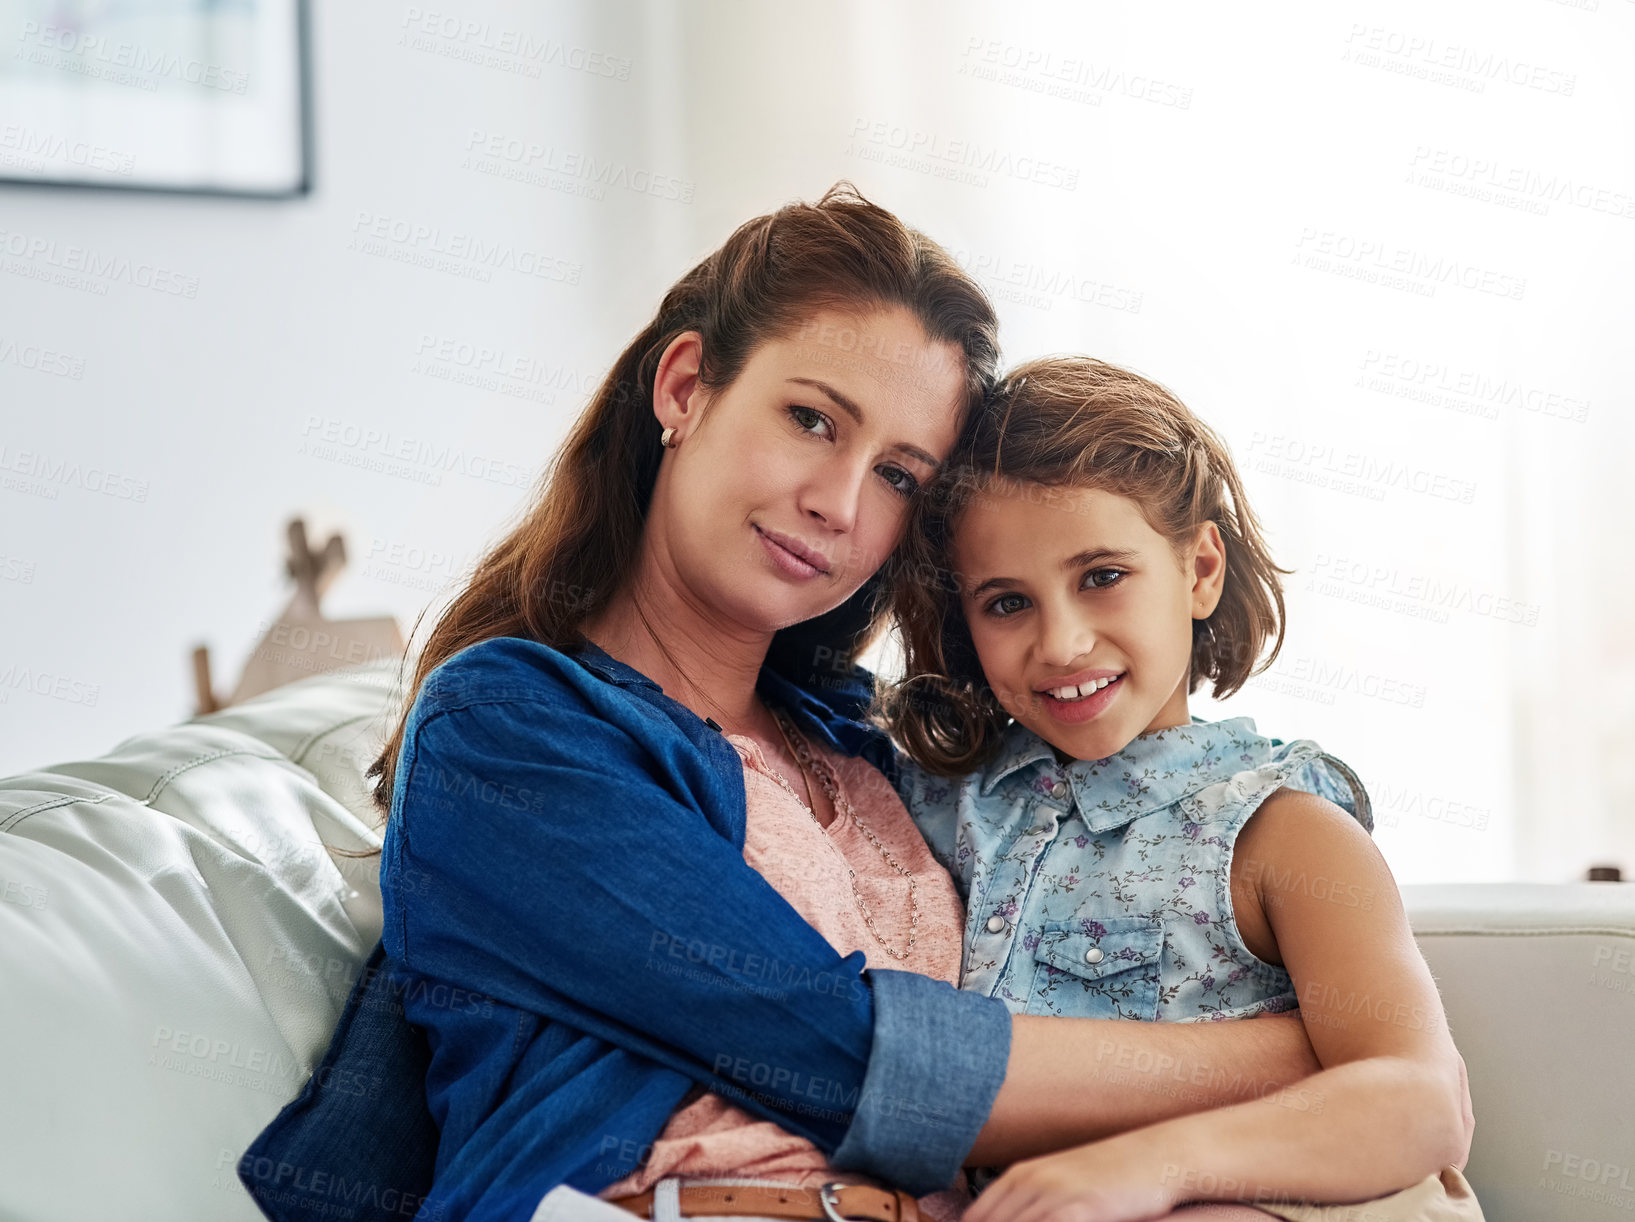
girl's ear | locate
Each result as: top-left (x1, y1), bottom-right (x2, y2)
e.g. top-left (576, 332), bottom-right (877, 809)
top-left (1190, 521), bottom-right (1227, 620)
top-left (653, 331), bottom-right (705, 438)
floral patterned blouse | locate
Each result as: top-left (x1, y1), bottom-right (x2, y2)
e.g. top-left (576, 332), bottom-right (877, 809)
top-left (895, 716), bottom-right (1373, 1023)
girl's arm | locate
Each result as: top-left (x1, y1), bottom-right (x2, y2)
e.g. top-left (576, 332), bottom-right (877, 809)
top-left (968, 1006), bottom-right (1323, 1164)
top-left (965, 787), bottom-right (1472, 1220)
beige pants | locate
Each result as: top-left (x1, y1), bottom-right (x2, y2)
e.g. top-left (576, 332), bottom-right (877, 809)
top-left (1233, 1166), bottom-right (1484, 1221)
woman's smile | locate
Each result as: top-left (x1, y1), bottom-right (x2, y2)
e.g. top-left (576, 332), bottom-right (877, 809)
top-left (754, 523), bottom-right (832, 580)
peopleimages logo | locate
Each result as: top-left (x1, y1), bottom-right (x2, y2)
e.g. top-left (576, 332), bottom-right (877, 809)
top-left (1341, 25), bottom-right (1577, 96)
top-left (348, 212), bottom-right (582, 285)
top-left (0, 662), bottom-right (101, 707)
top-left (1537, 1150), bottom-right (1635, 1210)
top-left (845, 118), bottom-right (1080, 191)
top-left (462, 131), bottom-right (693, 202)
top-left (1307, 554), bottom-right (1540, 627)
top-left (15, 20), bottom-right (250, 93)
top-left (1407, 147), bottom-right (1634, 220)
top-left (0, 124), bottom-right (134, 175)
top-left (0, 335), bottom-right (85, 380)
top-left (0, 226), bottom-right (200, 298)
top-left (1292, 228), bottom-right (1526, 302)
top-left (398, 7), bottom-right (631, 81)
top-left (1248, 433), bottom-right (1478, 506)
top-left (1357, 351), bottom-right (1592, 425)
top-left (296, 415), bottom-right (536, 490)
top-left (958, 37), bottom-right (1194, 110)
top-left (950, 248), bottom-right (1144, 315)
top-left (231, 1149), bottom-right (445, 1221)
top-left (0, 444), bottom-right (150, 503)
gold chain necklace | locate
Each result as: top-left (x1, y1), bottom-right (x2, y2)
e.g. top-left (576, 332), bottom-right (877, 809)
top-left (768, 707), bottom-right (919, 961)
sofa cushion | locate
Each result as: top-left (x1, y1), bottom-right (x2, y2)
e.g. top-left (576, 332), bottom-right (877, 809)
top-left (0, 659), bottom-right (404, 1222)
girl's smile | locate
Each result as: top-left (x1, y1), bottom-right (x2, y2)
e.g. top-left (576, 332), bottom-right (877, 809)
top-left (1037, 669), bottom-right (1126, 724)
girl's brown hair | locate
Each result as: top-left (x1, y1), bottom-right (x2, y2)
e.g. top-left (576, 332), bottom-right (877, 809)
top-left (356, 182), bottom-right (1001, 833)
top-left (878, 355), bottom-right (1289, 777)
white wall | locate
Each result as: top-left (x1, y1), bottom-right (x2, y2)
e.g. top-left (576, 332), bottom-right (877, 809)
top-left (3, 0), bottom-right (1630, 884)
top-left (1, 0), bottom-right (680, 763)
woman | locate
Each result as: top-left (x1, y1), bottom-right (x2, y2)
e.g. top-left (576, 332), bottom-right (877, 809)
top-left (366, 185), bottom-right (1347, 1222)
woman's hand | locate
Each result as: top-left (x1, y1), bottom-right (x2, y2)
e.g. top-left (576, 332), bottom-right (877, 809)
top-left (963, 1130), bottom-right (1181, 1222)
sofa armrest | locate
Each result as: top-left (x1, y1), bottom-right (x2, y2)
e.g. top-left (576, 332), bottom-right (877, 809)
top-left (1403, 883), bottom-right (1635, 1222)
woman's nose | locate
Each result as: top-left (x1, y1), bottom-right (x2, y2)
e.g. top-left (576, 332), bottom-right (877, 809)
top-left (800, 456), bottom-right (868, 534)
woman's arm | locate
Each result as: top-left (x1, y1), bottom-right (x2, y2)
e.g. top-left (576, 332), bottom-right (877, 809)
top-left (386, 645), bottom-right (1015, 1196)
top-left (965, 789), bottom-right (1471, 1219)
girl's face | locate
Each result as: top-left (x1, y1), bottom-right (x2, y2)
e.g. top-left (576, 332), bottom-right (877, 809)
top-left (950, 482), bottom-right (1225, 763)
top-left (653, 305), bottom-right (966, 635)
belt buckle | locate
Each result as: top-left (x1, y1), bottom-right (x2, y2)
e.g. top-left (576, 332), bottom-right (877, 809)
top-left (818, 1181), bottom-right (855, 1222)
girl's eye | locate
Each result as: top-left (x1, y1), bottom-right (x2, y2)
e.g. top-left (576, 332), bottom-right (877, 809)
top-left (788, 404), bottom-right (833, 439)
top-left (983, 592), bottom-right (1029, 618)
top-left (1082, 568), bottom-right (1126, 590)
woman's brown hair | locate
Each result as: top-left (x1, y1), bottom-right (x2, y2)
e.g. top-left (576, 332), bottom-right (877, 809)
top-left (354, 182), bottom-right (1000, 835)
top-left (878, 355), bottom-right (1289, 777)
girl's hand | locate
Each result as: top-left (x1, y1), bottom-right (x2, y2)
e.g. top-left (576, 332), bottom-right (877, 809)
top-left (963, 1133), bottom-right (1181, 1222)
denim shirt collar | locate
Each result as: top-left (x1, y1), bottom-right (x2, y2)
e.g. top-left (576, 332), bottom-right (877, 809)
top-left (567, 634), bottom-right (897, 777)
top-left (979, 715), bottom-right (1278, 831)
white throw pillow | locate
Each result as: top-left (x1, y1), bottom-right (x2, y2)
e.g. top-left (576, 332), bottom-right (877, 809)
top-left (0, 658), bottom-right (405, 1222)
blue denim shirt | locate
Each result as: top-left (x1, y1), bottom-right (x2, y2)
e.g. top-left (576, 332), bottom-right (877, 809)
top-left (897, 716), bottom-right (1373, 1024)
top-left (367, 634), bottom-right (1010, 1221)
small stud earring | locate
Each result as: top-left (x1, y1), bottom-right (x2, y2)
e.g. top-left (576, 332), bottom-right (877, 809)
top-left (660, 426), bottom-right (678, 449)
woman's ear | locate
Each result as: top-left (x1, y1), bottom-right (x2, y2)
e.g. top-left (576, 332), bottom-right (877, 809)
top-left (1190, 521), bottom-right (1227, 619)
top-left (652, 331), bottom-right (705, 439)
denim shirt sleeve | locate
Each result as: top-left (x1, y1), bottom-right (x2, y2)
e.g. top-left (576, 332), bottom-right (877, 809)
top-left (829, 968), bottom-right (1010, 1185)
top-left (382, 665), bottom-right (1010, 1194)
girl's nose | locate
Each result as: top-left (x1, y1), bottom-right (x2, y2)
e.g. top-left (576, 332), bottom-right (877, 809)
top-left (1036, 606), bottom-right (1096, 669)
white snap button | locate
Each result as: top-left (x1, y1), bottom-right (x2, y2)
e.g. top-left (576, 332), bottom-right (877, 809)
top-left (985, 914), bottom-right (1006, 934)
top-left (1050, 780), bottom-right (1068, 798)
top-left (1084, 946), bottom-right (1104, 964)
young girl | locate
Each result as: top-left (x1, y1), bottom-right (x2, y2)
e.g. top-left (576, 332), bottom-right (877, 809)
top-left (881, 357), bottom-right (1483, 1221)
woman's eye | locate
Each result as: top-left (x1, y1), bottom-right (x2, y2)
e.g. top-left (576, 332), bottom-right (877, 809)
top-left (788, 405), bottom-right (833, 439)
top-left (788, 405), bottom-right (916, 498)
top-left (1083, 568), bottom-right (1126, 590)
top-left (985, 592), bottom-right (1028, 618)
top-left (877, 464), bottom-right (919, 498)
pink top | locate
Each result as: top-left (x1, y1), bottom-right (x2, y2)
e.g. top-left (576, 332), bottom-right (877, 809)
top-left (599, 725), bottom-right (972, 1220)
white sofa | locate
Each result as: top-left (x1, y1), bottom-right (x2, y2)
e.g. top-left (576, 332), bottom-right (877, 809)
top-left (1, 659), bottom-right (1630, 1221)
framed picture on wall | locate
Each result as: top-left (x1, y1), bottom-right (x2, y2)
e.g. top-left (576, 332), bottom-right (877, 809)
top-left (0, 0), bottom-right (311, 197)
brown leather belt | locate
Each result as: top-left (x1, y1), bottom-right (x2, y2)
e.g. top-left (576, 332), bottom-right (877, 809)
top-left (607, 1180), bottom-right (922, 1221)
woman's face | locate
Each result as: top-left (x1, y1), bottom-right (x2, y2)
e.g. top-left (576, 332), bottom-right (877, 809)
top-left (651, 305), bottom-right (966, 636)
